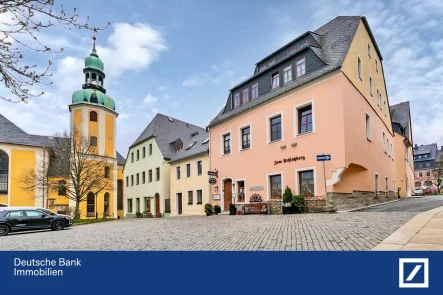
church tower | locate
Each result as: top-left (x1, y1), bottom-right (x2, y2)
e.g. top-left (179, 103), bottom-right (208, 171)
top-left (69, 34), bottom-right (118, 218)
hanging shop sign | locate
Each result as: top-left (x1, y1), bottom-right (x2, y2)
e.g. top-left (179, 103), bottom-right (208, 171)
top-left (207, 170), bottom-right (218, 177)
top-left (209, 178), bottom-right (217, 184)
top-left (274, 156), bottom-right (305, 166)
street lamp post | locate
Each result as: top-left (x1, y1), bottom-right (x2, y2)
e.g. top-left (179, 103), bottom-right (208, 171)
top-left (95, 192), bottom-right (98, 219)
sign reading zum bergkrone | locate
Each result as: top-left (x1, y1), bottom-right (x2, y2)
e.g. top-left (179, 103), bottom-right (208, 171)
top-left (274, 156), bottom-right (305, 166)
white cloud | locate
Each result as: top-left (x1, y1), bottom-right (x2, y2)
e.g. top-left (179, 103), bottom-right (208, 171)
top-left (97, 22), bottom-right (167, 77)
top-left (143, 94), bottom-right (158, 105)
top-left (158, 86), bottom-right (167, 91)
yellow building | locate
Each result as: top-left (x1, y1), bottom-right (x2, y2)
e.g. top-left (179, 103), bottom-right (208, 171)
top-left (0, 37), bottom-right (125, 218)
top-left (169, 133), bottom-right (210, 216)
top-left (390, 102), bottom-right (414, 197)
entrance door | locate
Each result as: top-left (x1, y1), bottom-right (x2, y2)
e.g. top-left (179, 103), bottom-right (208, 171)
top-left (177, 193), bottom-right (183, 215)
top-left (155, 194), bottom-right (160, 213)
top-left (223, 179), bottom-right (232, 211)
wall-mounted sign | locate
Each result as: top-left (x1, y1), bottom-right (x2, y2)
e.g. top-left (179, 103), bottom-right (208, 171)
top-left (209, 178), bottom-right (217, 184)
top-left (212, 194), bottom-right (221, 200)
top-left (316, 154), bottom-right (331, 161)
top-left (207, 170), bottom-right (218, 177)
top-left (250, 186), bottom-right (264, 191)
top-left (274, 156), bottom-right (305, 166)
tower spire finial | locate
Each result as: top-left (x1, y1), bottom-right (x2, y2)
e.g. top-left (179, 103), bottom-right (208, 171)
top-left (91, 27), bottom-right (98, 57)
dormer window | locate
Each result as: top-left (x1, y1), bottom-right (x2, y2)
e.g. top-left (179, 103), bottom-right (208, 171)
top-left (251, 83), bottom-right (258, 100)
top-left (298, 40), bottom-right (308, 49)
top-left (233, 93), bottom-right (240, 108)
top-left (191, 131), bottom-right (199, 137)
top-left (186, 142), bottom-right (196, 150)
top-left (268, 59), bottom-right (276, 67)
top-left (259, 65), bottom-right (266, 72)
top-left (271, 72), bottom-right (280, 89)
top-left (242, 88), bottom-right (249, 104)
top-left (176, 143), bottom-right (183, 152)
top-left (288, 47), bottom-right (297, 55)
top-left (296, 57), bottom-right (306, 77)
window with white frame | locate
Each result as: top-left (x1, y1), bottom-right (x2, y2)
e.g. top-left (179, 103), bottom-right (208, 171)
top-left (242, 88), bottom-right (249, 104)
top-left (187, 191), bottom-right (193, 205)
top-left (223, 133), bottom-right (231, 155)
top-left (365, 113), bottom-right (371, 140)
top-left (271, 72), bottom-right (280, 89)
top-left (196, 190), bottom-right (202, 204)
top-left (283, 65), bottom-right (292, 84)
top-left (358, 57), bottom-right (362, 80)
top-left (233, 93), bottom-right (240, 108)
top-left (296, 57), bottom-right (306, 77)
top-left (241, 126), bottom-right (250, 150)
top-left (296, 104), bottom-right (313, 135)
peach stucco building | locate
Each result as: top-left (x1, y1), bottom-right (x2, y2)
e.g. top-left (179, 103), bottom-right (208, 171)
top-left (208, 16), bottom-right (401, 211)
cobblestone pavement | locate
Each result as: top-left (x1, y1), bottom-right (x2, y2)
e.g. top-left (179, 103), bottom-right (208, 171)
top-left (0, 212), bottom-right (416, 251)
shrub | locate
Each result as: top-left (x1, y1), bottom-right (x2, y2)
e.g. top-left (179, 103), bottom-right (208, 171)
top-left (204, 203), bottom-right (213, 215)
top-left (292, 195), bottom-right (305, 208)
top-left (282, 186), bottom-right (293, 207)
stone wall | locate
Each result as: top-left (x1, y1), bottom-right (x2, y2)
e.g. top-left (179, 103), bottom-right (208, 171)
top-left (328, 190), bottom-right (397, 210)
top-left (269, 199), bottom-right (282, 214)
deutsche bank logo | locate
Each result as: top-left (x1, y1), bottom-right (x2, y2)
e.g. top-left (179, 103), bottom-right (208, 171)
top-left (399, 258), bottom-right (429, 288)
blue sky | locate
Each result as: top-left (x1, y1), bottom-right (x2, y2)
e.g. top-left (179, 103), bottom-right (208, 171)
top-left (1, 0), bottom-right (443, 155)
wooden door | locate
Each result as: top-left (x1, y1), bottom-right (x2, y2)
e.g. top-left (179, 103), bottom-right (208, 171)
top-left (223, 179), bottom-right (232, 210)
top-left (155, 194), bottom-right (160, 213)
top-left (177, 193), bottom-right (182, 215)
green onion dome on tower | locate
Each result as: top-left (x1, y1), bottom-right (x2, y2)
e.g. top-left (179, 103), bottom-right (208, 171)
top-left (71, 35), bottom-right (116, 112)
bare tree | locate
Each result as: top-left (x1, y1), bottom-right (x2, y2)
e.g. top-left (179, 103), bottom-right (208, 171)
top-left (20, 129), bottom-right (114, 218)
top-left (0, 0), bottom-right (109, 102)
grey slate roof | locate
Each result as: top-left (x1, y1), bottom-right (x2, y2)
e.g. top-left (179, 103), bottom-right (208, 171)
top-left (389, 101), bottom-right (412, 142)
top-left (210, 16), bottom-right (374, 127)
top-left (414, 143), bottom-right (438, 158)
top-left (169, 132), bottom-right (209, 163)
top-left (117, 151), bottom-right (125, 166)
top-left (130, 113), bottom-right (206, 159)
top-left (0, 113), bottom-right (45, 147)
top-left (30, 135), bottom-right (70, 177)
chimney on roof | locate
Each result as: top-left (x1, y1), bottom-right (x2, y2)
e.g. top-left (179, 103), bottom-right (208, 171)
top-left (205, 126), bottom-right (209, 132)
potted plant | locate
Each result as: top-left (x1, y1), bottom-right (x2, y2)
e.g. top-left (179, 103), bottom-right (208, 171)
top-left (292, 195), bottom-right (305, 214)
top-left (135, 211), bottom-right (142, 218)
top-left (214, 204), bottom-right (221, 215)
top-left (146, 212), bottom-right (153, 218)
top-left (229, 204), bottom-right (236, 215)
top-left (282, 186), bottom-right (293, 214)
top-left (204, 203), bottom-right (213, 216)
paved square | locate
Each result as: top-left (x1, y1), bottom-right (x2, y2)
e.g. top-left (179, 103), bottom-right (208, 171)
top-left (0, 212), bottom-right (416, 250)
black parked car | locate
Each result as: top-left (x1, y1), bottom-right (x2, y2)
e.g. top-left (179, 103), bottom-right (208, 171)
top-left (0, 209), bottom-right (72, 236)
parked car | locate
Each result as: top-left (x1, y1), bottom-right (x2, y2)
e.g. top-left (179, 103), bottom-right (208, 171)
top-left (0, 207), bottom-right (72, 227)
top-left (0, 208), bottom-right (72, 236)
top-left (414, 189), bottom-right (425, 196)
top-left (0, 203), bottom-right (7, 207)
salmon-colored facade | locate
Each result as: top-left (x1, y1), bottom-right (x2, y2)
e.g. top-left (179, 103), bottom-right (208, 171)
top-left (209, 17), bottom-right (401, 211)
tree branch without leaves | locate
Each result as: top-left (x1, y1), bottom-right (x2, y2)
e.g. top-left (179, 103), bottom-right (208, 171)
top-left (19, 129), bottom-right (114, 218)
top-left (0, 0), bottom-right (109, 103)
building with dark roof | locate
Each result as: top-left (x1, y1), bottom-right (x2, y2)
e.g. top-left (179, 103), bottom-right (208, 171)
top-left (389, 102), bottom-right (414, 197)
top-left (169, 132), bottom-right (210, 216)
top-left (123, 113), bottom-right (205, 217)
top-left (413, 143), bottom-right (439, 193)
top-left (208, 16), bottom-right (399, 212)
